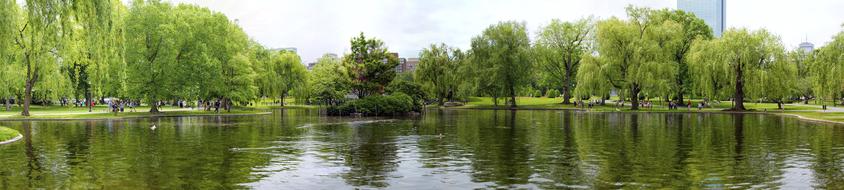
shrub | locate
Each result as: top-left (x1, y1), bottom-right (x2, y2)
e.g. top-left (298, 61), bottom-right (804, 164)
top-left (546, 89), bottom-right (561, 98)
top-left (327, 93), bottom-right (416, 116)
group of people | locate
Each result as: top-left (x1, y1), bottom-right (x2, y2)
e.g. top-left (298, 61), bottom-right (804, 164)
top-left (576, 100), bottom-right (602, 109)
top-left (197, 100), bottom-right (223, 113)
top-left (107, 99), bottom-right (137, 113)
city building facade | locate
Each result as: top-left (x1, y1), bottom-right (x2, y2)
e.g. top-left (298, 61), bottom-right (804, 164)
top-left (677, 0), bottom-right (725, 37)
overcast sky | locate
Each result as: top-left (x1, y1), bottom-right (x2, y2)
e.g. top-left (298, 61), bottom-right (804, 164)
top-left (167, 0), bottom-right (844, 63)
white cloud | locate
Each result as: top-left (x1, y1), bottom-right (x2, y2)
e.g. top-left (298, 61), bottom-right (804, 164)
top-left (165, 0), bottom-right (843, 63)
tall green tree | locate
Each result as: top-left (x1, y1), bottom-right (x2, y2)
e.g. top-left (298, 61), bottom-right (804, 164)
top-left (342, 33), bottom-right (399, 98)
top-left (14, 0), bottom-right (69, 116)
top-left (261, 50), bottom-right (307, 106)
top-left (125, 0), bottom-right (178, 113)
top-left (649, 9), bottom-right (713, 105)
top-left (810, 30), bottom-right (844, 106)
top-left (787, 48), bottom-right (815, 104)
top-left (310, 54), bottom-right (349, 105)
top-left (62, 0), bottom-right (124, 112)
top-left (416, 43), bottom-right (463, 105)
top-left (0, 0), bottom-right (22, 110)
top-left (469, 21), bottom-right (532, 108)
top-left (534, 18), bottom-right (593, 104)
top-left (688, 28), bottom-right (787, 111)
top-left (576, 6), bottom-right (680, 110)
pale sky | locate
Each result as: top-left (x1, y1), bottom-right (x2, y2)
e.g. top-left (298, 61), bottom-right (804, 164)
top-left (166, 0), bottom-right (844, 63)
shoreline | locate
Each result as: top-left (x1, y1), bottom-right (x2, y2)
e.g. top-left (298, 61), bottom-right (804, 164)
top-left (444, 107), bottom-right (844, 126)
top-left (0, 134), bottom-right (22, 145)
top-left (0, 111), bottom-right (273, 121)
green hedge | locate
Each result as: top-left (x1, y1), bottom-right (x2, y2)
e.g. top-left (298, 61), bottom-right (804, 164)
top-left (546, 89), bottom-right (561, 98)
top-left (0, 127), bottom-right (20, 142)
top-left (328, 93), bottom-right (416, 116)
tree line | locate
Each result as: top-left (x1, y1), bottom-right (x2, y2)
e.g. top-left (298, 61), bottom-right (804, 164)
top-left (3, 2), bottom-right (844, 117)
top-left (0, 0), bottom-right (311, 115)
top-left (409, 6), bottom-right (844, 111)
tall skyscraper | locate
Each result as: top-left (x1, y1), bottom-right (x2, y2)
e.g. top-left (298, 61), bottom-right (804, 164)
top-left (677, 0), bottom-right (725, 37)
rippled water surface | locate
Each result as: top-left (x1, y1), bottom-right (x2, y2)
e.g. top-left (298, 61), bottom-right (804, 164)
top-left (1, 109), bottom-right (844, 189)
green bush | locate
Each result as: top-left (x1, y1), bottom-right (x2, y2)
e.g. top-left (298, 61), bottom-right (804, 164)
top-left (327, 93), bottom-right (416, 116)
top-left (546, 89), bottom-right (561, 98)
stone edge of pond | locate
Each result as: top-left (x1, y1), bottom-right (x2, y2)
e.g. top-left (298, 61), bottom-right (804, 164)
top-left (0, 134), bottom-right (22, 145)
top-left (0, 112), bottom-right (273, 121)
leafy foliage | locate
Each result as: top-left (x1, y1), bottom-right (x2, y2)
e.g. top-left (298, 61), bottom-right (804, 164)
top-left (468, 21), bottom-right (533, 108)
top-left (328, 93), bottom-right (415, 116)
top-left (688, 28), bottom-right (790, 110)
top-left (575, 6), bottom-right (680, 110)
top-left (342, 33), bottom-right (399, 98)
top-left (416, 43), bottom-right (463, 105)
top-left (534, 18), bottom-right (593, 104)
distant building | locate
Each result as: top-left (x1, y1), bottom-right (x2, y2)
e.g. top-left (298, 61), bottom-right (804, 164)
top-left (395, 57), bottom-right (419, 73)
top-left (273, 47), bottom-right (297, 53)
top-left (396, 58), bottom-right (407, 72)
top-left (404, 58), bottom-right (419, 72)
top-left (306, 62), bottom-right (317, 70)
top-left (799, 41), bottom-right (815, 53)
top-left (678, 0), bottom-right (725, 37)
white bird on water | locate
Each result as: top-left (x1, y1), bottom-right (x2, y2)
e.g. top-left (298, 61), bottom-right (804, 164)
top-left (151, 125), bottom-right (157, 130)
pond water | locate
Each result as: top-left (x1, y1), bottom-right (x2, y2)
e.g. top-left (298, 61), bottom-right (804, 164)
top-left (1, 109), bottom-right (844, 189)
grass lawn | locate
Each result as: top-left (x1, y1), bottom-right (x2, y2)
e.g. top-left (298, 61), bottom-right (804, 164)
top-left (0, 126), bottom-right (20, 142)
top-left (459, 97), bottom-right (823, 112)
top-left (0, 105), bottom-right (270, 120)
top-left (782, 111), bottom-right (844, 123)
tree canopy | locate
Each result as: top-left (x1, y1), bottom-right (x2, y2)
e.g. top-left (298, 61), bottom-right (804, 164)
top-left (688, 28), bottom-right (789, 111)
top-left (534, 18), bottom-right (593, 104)
top-left (575, 6), bottom-right (680, 110)
top-left (468, 21), bottom-right (533, 108)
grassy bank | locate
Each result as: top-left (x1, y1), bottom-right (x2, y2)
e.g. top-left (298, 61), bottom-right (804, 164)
top-left (0, 105), bottom-right (271, 120)
top-left (782, 111), bottom-right (844, 123)
top-left (452, 97), bottom-right (844, 125)
top-left (0, 127), bottom-right (20, 142)
top-left (458, 97), bottom-right (824, 112)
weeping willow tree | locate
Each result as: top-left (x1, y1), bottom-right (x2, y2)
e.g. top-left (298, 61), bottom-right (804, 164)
top-left (12, 0), bottom-right (72, 116)
top-left (688, 28), bottom-right (791, 111)
top-left (62, 0), bottom-right (125, 112)
top-left (574, 6), bottom-right (680, 110)
top-left (810, 29), bottom-right (844, 106)
top-left (0, 0), bottom-right (22, 110)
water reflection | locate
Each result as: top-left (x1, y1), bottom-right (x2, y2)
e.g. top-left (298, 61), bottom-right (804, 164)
top-left (1, 109), bottom-right (844, 189)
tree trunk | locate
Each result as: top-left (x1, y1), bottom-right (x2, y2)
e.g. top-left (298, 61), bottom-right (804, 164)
top-left (509, 85), bottom-right (517, 109)
top-left (777, 100), bottom-right (783, 110)
top-left (225, 98), bottom-right (231, 112)
top-left (86, 91), bottom-right (92, 112)
top-left (733, 64), bottom-right (746, 111)
top-left (150, 101), bottom-right (160, 113)
top-left (4, 98), bottom-right (9, 111)
top-left (22, 80), bottom-right (32, 117)
top-left (630, 85), bottom-right (640, 110)
top-left (562, 71), bottom-right (572, 104)
top-left (280, 94), bottom-right (285, 106)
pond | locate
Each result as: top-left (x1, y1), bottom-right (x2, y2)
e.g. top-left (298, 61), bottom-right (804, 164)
top-left (1, 109), bottom-right (844, 189)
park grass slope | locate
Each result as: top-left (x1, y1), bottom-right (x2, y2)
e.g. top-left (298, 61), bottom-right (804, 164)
top-left (0, 127), bottom-right (21, 143)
